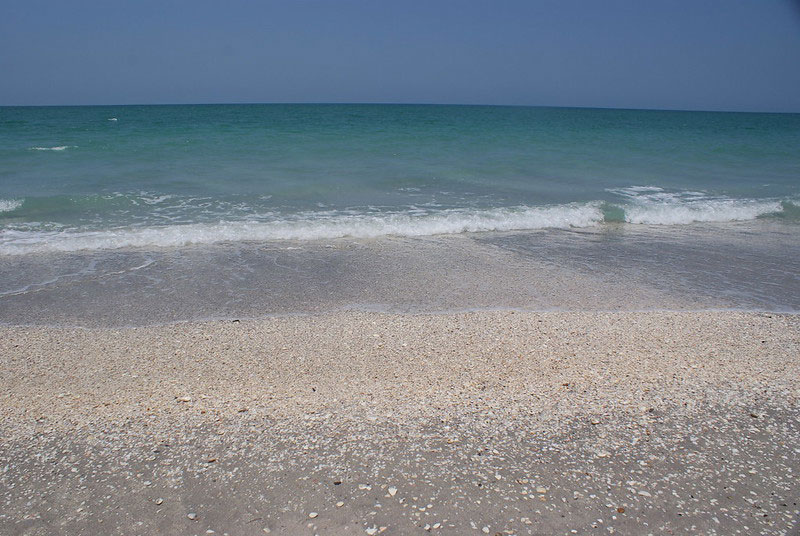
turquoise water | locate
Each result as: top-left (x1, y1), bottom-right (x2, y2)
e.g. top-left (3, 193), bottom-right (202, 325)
top-left (1, 104), bottom-right (799, 324)
top-left (1, 104), bottom-right (799, 254)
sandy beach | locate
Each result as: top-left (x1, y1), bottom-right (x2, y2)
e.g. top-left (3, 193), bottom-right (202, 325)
top-left (3, 3), bottom-right (800, 535)
top-left (1, 311), bottom-right (798, 534)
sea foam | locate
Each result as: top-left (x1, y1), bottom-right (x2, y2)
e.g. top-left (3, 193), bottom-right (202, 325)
top-left (0, 191), bottom-right (793, 255)
top-left (0, 203), bottom-right (603, 254)
top-left (624, 199), bottom-right (782, 225)
top-left (29, 145), bottom-right (76, 151)
top-left (610, 186), bottom-right (783, 225)
top-left (0, 199), bottom-right (23, 213)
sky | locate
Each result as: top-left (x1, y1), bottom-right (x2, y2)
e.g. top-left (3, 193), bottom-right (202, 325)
top-left (1, 0), bottom-right (799, 112)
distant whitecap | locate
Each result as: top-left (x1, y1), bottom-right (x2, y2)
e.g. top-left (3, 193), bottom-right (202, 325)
top-left (0, 198), bottom-right (23, 213)
top-left (29, 145), bottom-right (76, 151)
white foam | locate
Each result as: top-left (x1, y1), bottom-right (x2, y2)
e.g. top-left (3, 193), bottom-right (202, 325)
top-left (624, 199), bottom-right (782, 225)
top-left (617, 186), bottom-right (663, 193)
top-left (140, 194), bottom-right (175, 205)
top-left (29, 145), bottom-right (76, 151)
top-left (0, 203), bottom-right (603, 255)
top-left (0, 199), bottom-right (23, 213)
top-left (108, 118), bottom-right (118, 121)
top-left (609, 186), bottom-right (783, 225)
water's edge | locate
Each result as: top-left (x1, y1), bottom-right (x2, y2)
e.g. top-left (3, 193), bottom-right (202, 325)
top-left (2, 222), bottom-right (797, 328)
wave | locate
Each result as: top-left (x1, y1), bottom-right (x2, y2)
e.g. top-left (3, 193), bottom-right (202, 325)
top-left (0, 203), bottom-right (603, 254)
top-left (0, 199), bottom-right (23, 213)
top-left (607, 186), bottom-right (785, 225)
top-left (0, 189), bottom-right (796, 254)
top-left (623, 199), bottom-right (782, 225)
top-left (29, 145), bottom-right (76, 151)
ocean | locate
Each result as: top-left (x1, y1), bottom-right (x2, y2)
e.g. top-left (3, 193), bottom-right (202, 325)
top-left (1, 104), bottom-right (798, 325)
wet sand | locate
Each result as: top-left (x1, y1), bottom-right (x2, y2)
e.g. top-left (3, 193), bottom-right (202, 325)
top-left (1, 311), bottom-right (799, 535)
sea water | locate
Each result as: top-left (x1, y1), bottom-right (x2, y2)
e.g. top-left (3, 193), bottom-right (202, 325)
top-left (1, 104), bottom-right (798, 325)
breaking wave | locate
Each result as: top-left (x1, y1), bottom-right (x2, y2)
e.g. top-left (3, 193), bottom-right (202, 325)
top-left (0, 203), bottom-right (603, 254)
top-left (0, 188), bottom-right (795, 255)
top-left (607, 186), bottom-right (785, 225)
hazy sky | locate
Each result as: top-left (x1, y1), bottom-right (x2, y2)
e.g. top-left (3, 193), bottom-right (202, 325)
top-left (2, 0), bottom-right (799, 111)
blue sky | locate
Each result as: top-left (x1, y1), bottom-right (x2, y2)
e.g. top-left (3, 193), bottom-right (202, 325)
top-left (1, 0), bottom-right (799, 111)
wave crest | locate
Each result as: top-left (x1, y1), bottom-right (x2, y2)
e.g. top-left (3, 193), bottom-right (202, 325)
top-left (608, 186), bottom-right (784, 225)
top-left (1, 189), bottom-right (795, 255)
top-left (624, 199), bottom-right (782, 225)
top-left (0, 203), bottom-right (604, 255)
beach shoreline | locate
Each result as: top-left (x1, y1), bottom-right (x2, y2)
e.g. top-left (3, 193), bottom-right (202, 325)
top-left (2, 310), bottom-right (798, 534)
top-left (3, 221), bottom-right (800, 329)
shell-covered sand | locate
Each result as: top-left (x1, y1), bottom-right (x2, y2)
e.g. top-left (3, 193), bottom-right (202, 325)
top-left (1, 311), bottom-right (799, 534)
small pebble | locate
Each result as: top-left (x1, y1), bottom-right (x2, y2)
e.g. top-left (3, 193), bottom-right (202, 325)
top-left (187, 512), bottom-right (197, 520)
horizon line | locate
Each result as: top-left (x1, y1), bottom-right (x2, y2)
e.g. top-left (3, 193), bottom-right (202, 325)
top-left (1, 101), bottom-right (798, 115)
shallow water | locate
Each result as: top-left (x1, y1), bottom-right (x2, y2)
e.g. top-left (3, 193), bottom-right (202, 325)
top-left (1, 221), bottom-right (797, 327)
